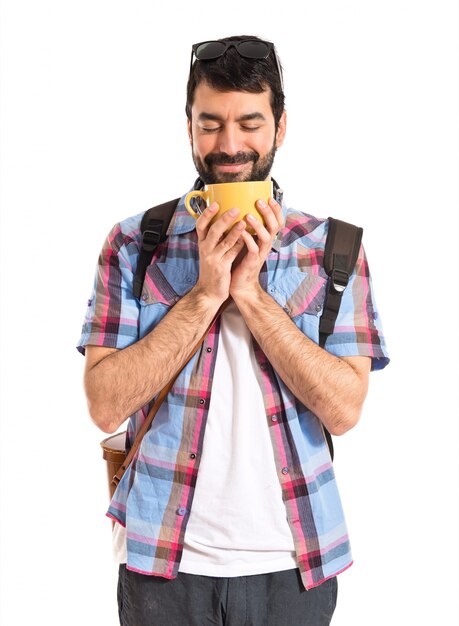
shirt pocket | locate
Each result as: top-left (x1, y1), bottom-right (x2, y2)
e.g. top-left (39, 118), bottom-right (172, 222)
top-left (267, 269), bottom-right (328, 343)
top-left (139, 261), bottom-right (198, 335)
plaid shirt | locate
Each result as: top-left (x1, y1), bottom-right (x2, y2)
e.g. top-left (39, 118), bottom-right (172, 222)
top-left (78, 191), bottom-right (389, 590)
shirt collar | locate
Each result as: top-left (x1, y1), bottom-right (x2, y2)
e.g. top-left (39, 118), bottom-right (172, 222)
top-left (168, 184), bottom-right (287, 252)
top-left (167, 191), bottom-right (197, 237)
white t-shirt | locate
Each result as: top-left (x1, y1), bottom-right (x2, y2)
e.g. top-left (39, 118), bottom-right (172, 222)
top-left (113, 300), bottom-right (297, 576)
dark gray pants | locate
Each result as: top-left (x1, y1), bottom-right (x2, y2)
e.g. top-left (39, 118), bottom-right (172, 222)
top-left (118, 565), bottom-right (337, 626)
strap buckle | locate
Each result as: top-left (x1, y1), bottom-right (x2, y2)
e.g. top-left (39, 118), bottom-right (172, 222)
top-left (142, 221), bottom-right (164, 252)
top-left (331, 268), bottom-right (349, 293)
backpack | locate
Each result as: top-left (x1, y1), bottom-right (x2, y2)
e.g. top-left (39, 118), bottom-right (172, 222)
top-left (133, 197), bottom-right (363, 460)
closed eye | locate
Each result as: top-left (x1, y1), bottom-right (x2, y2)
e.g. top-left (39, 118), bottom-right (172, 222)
top-left (200, 125), bottom-right (261, 133)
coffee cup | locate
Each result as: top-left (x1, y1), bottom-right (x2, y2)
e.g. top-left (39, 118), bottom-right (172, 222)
top-left (184, 180), bottom-right (273, 234)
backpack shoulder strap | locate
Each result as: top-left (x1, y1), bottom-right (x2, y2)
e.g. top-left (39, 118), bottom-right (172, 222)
top-left (319, 217), bottom-right (363, 461)
top-left (319, 217), bottom-right (363, 349)
top-left (133, 198), bottom-right (180, 299)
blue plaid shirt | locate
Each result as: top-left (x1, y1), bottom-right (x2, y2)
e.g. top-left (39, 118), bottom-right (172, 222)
top-left (78, 192), bottom-right (389, 589)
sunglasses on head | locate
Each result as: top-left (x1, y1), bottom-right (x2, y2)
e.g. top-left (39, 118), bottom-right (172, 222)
top-left (190, 39), bottom-right (284, 92)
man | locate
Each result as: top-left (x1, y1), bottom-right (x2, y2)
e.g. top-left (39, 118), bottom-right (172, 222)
top-left (78, 35), bottom-right (389, 626)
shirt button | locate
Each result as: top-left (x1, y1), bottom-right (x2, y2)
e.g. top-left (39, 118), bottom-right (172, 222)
top-left (176, 507), bottom-right (187, 516)
top-left (281, 467), bottom-right (289, 475)
top-left (206, 347), bottom-right (212, 353)
top-left (260, 363), bottom-right (267, 371)
top-left (199, 399), bottom-right (206, 405)
top-left (315, 304), bottom-right (322, 312)
top-left (190, 453), bottom-right (196, 460)
top-left (271, 415), bottom-right (278, 422)
top-left (141, 293), bottom-right (149, 302)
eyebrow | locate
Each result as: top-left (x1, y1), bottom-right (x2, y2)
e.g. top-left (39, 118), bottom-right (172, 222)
top-left (197, 112), bottom-right (267, 123)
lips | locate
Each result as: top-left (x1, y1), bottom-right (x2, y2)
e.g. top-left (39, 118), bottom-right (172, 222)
top-left (215, 163), bottom-right (247, 172)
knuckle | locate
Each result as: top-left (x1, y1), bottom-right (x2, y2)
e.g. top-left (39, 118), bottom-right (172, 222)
top-left (260, 233), bottom-right (271, 245)
top-left (220, 237), bottom-right (233, 250)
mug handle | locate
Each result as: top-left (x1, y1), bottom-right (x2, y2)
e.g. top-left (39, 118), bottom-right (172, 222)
top-left (184, 190), bottom-right (207, 219)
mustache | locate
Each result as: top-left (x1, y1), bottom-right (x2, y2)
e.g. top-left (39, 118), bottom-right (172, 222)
top-left (204, 151), bottom-right (260, 167)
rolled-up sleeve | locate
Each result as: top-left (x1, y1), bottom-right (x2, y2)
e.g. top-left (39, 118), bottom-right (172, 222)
top-left (322, 244), bottom-right (390, 371)
top-left (77, 223), bottom-right (140, 355)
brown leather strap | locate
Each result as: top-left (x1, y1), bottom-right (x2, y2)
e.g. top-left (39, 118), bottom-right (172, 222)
top-left (111, 297), bottom-right (230, 490)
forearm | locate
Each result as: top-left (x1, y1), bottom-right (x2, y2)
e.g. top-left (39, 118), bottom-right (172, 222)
top-left (233, 284), bottom-right (368, 435)
top-left (85, 285), bottom-right (223, 432)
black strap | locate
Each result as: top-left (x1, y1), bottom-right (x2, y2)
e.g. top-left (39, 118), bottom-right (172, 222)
top-left (319, 217), bottom-right (363, 460)
top-left (132, 198), bottom-right (180, 299)
top-left (319, 218), bottom-right (363, 348)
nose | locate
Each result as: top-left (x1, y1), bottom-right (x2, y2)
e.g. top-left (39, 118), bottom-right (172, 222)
top-left (218, 125), bottom-right (242, 156)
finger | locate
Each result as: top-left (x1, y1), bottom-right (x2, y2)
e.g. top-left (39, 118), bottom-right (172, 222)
top-left (205, 208), bottom-right (242, 248)
top-left (240, 229), bottom-right (260, 255)
top-left (257, 198), bottom-right (284, 236)
top-left (216, 219), bottom-right (246, 256)
top-left (246, 212), bottom-right (272, 247)
top-left (256, 200), bottom-right (278, 236)
top-left (196, 202), bottom-right (219, 240)
top-left (223, 233), bottom-right (246, 262)
top-left (268, 197), bottom-right (285, 228)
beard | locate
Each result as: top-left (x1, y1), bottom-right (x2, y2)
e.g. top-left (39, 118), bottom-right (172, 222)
top-left (191, 140), bottom-right (277, 184)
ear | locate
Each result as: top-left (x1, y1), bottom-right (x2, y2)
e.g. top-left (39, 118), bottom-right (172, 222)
top-left (275, 110), bottom-right (287, 148)
top-left (187, 118), bottom-right (193, 146)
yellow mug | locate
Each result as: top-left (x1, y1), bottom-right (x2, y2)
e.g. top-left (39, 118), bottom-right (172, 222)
top-left (184, 180), bottom-right (273, 234)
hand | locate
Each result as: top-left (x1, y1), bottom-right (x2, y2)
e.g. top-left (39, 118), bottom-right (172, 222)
top-left (229, 197), bottom-right (284, 301)
top-left (194, 202), bottom-right (247, 305)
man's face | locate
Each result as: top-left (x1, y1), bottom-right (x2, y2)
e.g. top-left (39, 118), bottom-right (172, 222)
top-left (187, 82), bottom-right (286, 184)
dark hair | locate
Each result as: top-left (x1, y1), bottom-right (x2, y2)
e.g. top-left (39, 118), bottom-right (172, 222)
top-left (186, 35), bottom-right (285, 130)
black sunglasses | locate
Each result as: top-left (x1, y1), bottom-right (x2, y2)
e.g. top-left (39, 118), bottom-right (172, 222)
top-left (190, 39), bottom-right (284, 92)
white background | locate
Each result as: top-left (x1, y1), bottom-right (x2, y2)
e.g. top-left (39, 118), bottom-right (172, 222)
top-left (1, 1), bottom-right (458, 624)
